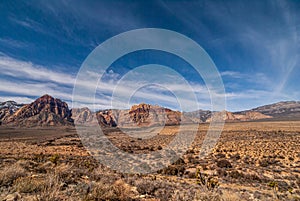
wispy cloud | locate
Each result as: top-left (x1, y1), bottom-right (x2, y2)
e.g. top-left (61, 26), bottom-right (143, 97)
top-left (0, 38), bottom-right (29, 49)
top-left (0, 55), bottom-right (213, 111)
top-left (0, 55), bottom-right (75, 85)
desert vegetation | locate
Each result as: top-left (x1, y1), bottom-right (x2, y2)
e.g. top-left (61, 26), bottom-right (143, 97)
top-left (0, 121), bottom-right (299, 200)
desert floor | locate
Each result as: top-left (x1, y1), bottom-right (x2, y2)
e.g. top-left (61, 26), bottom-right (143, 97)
top-left (0, 121), bottom-right (299, 200)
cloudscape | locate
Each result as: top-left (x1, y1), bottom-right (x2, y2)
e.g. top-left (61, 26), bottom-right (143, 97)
top-left (0, 0), bottom-right (299, 111)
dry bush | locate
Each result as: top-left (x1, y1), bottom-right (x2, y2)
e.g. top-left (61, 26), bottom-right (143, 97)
top-left (135, 179), bottom-right (159, 195)
top-left (89, 166), bottom-right (121, 184)
top-left (33, 174), bottom-right (62, 201)
top-left (54, 163), bottom-right (85, 185)
top-left (170, 189), bottom-right (197, 201)
top-left (216, 159), bottom-right (232, 168)
top-left (82, 179), bottom-right (136, 201)
top-left (135, 179), bottom-right (174, 201)
top-left (0, 163), bottom-right (27, 186)
top-left (196, 169), bottom-right (219, 192)
top-left (158, 165), bottom-right (185, 176)
top-left (14, 177), bottom-right (44, 193)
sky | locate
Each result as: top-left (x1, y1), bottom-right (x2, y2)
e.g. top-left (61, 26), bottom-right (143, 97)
top-left (0, 0), bottom-right (299, 111)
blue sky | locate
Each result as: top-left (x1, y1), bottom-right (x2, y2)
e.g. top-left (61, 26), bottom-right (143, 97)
top-left (0, 0), bottom-right (299, 111)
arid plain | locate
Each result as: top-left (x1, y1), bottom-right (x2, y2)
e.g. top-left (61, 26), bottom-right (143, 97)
top-left (0, 121), bottom-right (299, 201)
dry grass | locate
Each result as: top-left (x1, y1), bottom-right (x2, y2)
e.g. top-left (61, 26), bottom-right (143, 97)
top-left (0, 121), bottom-right (299, 200)
top-left (0, 163), bottom-right (27, 186)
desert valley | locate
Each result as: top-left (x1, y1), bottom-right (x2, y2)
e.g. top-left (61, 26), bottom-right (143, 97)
top-left (0, 94), bottom-right (299, 200)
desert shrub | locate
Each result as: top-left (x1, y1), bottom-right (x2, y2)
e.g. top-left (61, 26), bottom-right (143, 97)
top-left (14, 177), bottom-right (44, 193)
top-left (228, 170), bottom-right (243, 179)
top-left (276, 180), bottom-right (290, 192)
top-left (156, 158), bottom-right (185, 176)
top-left (33, 174), bottom-right (62, 201)
top-left (216, 168), bottom-right (227, 177)
top-left (216, 159), bottom-right (232, 168)
top-left (158, 165), bottom-right (185, 176)
top-left (227, 170), bottom-right (262, 183)
top-left (195, 169), bottom-right (219, 191)
top-left (33, 153), bottom-right (47, 163)
top-left (230, 153), bottom-right (241, 160)
top-left (259, 158), bottom-right (278, 167)
top-left (135, 180), bottom-right (159, 195)
top-left (0, 164), bottom-right (27, 186)
top-left (89, 166), bottom-right (121, 184)
top-left (82, 179), bottom-right (135, 201)
top-left (170, 189), bottom-right (197, 201)
top-left (259, 159), bottom-right (269, 167)
top-left (49, 154), bottom-right (60, 165)
top-left (135, 179), bottom-right (174, 200)
top-left (54, 163), bottom-right (83, 184)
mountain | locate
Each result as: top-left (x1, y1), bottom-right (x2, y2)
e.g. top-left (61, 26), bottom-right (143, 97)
top-left (0, 101), bottom-right (24, 110)
top-left (0, 101), bottom-right (24, 124)
top-left (183, 109), bottom-right (211, 123)
top-left (72, 103), bottom-right (194, 128)
top-left (184, 110), bottom-right (272, 122)
top-left (205, 111), bottom-right (272, 122)
top-left (0, 95), bottom-right (299, 127)
top-left (1, 94), bottom-right (73, 127)
top-left (249, 101), bottom-right (300, 119)
top-left (96, 103), bottom-right (194, 127)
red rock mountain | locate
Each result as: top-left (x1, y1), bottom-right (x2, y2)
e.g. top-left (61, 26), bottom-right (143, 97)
top-left (74, 103), bottom-right (195, 128)
top-left (2, 95), bottom-right (299, 127)
top-left (116, 103), bottom-right (188, 127)
top-left (2, 94), bottom-right (73, 126)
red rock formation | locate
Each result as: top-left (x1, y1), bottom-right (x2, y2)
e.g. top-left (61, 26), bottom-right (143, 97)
top-left (3, 94), bottom-right (73, 126)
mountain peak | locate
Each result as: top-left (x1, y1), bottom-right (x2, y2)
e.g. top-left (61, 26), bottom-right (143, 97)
top-left (1, 94), bottom-right (73, 126)
top-left (37, 94), bottom-right (55, 101)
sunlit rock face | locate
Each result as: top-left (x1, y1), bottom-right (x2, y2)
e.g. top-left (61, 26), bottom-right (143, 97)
top-left (1, 94), bottom-right (73, 127)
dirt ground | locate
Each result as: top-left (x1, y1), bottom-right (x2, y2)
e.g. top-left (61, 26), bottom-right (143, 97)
top-left (0, 121), bottom-right (299, 200)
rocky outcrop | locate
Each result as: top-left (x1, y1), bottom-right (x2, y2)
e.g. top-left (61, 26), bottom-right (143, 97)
top-left (116, 103), bottom-right (194, 127)
top-left (71, 107), bottom-right (98, 125)
top-left (96, 110), bottom-right (118, 127)
top-left (250, 101), bottom-right (300, 119)
top-left (91, 104), bottom-right (194, 128)
top-left (2, 94), bottom-right (73, 127)
top-left (183, 110), bottom-right (211, 123)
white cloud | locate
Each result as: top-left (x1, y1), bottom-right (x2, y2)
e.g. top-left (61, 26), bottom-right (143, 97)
top-left (0, 56), bottom-right (75, 85)
top-left (0, 55), bottom-right (214, 111)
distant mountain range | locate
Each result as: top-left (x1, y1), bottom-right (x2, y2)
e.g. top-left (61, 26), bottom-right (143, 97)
top-left (0, 94), bottom-right (300, 127)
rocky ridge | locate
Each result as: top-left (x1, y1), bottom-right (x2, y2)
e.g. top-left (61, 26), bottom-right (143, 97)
top-left (250, 101), bottom-right (300, 119)
top-left (0, 95), bottom-right (299, 127)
